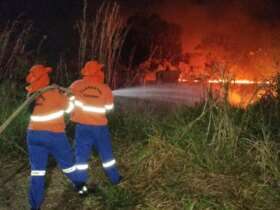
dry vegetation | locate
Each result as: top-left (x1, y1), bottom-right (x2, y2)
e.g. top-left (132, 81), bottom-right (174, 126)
top-left (77, 0), bottom-right (128, 88)
top-left (1, 93), bottom-right (280, 210)
top-left (0, 19), bottom-right (32, 81)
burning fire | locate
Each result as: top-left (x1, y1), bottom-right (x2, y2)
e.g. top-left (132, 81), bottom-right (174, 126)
top-left (210, 79), bottom-right (271, 108)
top-left (226, 85), bottom-right (269, 108)
top-left (178, 78), bottom-right (271, 85)
top-left (178, 77), bottom-right (272, 108)
top-left (176, 49), bottom-right (274, 107)
top-left (208, 79), bottom-right (270, 85)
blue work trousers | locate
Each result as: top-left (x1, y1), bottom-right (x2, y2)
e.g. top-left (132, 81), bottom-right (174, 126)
top-left (27, 130), bottom-right (81, 210)
top-left (75, 124), bottom-right (121, 184)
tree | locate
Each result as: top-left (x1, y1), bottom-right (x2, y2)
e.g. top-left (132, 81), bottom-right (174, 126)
top-left (121, 14), bottom-right (182, 67)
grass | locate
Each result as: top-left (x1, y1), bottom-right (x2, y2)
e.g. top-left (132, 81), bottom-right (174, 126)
top-left (0, 87), bottom-right (280, 210)
top-left (0, 19), bottom-right (32, 81)
top-left (77, 0), bottom-right (128, 88)
top-left (0, 81), bottom-right (29, 157)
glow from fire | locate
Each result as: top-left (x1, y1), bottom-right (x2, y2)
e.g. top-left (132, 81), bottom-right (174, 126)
top-left (178, 78), bottom-right (187, 83)
top-left (178, 78), bottom-right (271, 85)
top-left (208, 79), bottom-right (271, 108)
top-left (207, 79), bottom-right (270, 85)
top-left (178, 78), bottom-right (272, 108)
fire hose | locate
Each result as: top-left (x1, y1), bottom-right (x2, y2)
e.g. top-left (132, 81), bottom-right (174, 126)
top-left (0, 84), bottom-right (71, 137)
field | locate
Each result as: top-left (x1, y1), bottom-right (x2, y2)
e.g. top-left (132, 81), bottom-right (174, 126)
top-left (0, 82), bottom-right (280, 210)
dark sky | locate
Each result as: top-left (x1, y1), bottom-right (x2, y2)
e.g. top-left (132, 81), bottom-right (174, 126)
top-left (0, 0), bottom-right (82, 21)
top-left (0, 0), bottom-right (84, 63)
top-left (121, 0), bottom-right (280, 23)
top-left (1, 0), bottom-right (280, 27)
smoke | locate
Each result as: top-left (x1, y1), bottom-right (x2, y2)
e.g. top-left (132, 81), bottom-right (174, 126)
top-left (147, 0), bottom-right (280, 79)
top-left (157, 0), bottom-right (277, 51)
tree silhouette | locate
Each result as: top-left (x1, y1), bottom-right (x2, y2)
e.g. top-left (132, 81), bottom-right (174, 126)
top-left (122, 14), bottom-right (182, 67)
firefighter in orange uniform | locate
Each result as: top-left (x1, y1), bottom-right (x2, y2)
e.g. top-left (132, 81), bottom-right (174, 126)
top-left (70, 60), bottom-right (122, 188)
top-left (26, 65), bottom-right (85, 210)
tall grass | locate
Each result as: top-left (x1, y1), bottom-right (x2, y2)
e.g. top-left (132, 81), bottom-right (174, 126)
top-left (0, 81), bottom-right (28, 157)
top-left (55, 55), bottom-right (72, 86)
top-left (0, 20), bottom-right (32, 157)
top-left (0, 19), bottom-right (32, 81)
top-left (77, 0), bottom-right (128, 88)
top-left (108, 96), bottom-right (280, 209)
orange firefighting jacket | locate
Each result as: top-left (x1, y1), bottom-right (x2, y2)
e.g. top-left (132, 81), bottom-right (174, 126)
top-left (70, 60), bottom-right (114, 126)
top-left (28, 88), bottom-right (74, 132)
top-left (70, 79), bottom-right (113, 125)
top-left (26, 65), bottom-right (74, 132)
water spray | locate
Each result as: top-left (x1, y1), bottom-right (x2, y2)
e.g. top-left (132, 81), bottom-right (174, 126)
top-left (113, 83), bottom-right (206, 104)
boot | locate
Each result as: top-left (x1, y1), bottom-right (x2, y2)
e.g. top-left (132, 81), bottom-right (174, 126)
top-left (75, 183), bottom-right (88, 197)
top-left (112, 175), bottom-right (124, 185)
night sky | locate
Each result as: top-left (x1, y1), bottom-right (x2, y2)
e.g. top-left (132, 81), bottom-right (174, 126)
top-left (1, 0), bottom-right (280, 32)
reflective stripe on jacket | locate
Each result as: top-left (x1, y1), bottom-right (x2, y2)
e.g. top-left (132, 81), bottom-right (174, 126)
top-left (70, 79), bottom-right (113, 125)
top-left (28, 89), bottom-right (73, 132)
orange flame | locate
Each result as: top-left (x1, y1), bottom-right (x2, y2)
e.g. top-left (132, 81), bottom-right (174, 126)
top-left (208, 79), bottom-right (270, 85)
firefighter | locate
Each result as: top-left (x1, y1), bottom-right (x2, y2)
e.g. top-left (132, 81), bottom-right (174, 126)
top-left (70, 60), bottom-right (122, 188)
top-left (26, 65), bottom-right (85, 210)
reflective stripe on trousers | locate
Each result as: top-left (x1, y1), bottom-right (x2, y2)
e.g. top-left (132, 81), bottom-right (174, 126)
top-left (31, 170), bottom-right (46, 176)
